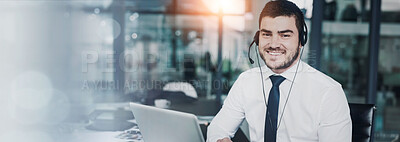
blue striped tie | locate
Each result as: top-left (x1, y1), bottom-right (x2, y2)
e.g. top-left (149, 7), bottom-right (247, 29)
top-left (265, 75), bottom-right (285, 142)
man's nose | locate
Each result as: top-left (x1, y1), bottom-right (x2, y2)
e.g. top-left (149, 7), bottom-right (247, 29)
top-left (269, 36), bottom-right (280, 48)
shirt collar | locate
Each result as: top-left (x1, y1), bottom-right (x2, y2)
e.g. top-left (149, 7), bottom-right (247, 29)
top-left (261, 60), bottom-right (304, 83)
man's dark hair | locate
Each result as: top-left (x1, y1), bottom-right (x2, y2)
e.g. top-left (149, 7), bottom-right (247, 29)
top-left (259, 0), bottom-right (305, 36)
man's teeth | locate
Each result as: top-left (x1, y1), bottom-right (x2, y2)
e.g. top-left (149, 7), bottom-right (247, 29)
top-left (268, 52), bottom-right (282, 55)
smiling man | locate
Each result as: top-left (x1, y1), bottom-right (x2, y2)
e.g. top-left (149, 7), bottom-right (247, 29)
top-left (259, 16), bottom-right (301, 74)
top-left (207, 1), bottom-right (352, 142)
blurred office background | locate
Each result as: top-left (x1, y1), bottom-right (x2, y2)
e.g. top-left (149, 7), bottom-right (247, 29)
top-left (0, 0), bottom-right (399, 141)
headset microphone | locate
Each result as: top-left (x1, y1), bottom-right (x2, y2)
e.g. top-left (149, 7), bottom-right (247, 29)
top-left (248, 40), bottom-right (255, 64)
top-left (248, 31), bottom-right (260, 64)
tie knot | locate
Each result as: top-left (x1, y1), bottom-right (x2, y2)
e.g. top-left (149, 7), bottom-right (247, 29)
top-left (270, 75), bottom-right (285, 87)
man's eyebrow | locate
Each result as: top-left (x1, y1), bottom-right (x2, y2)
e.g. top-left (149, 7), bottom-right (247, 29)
top-left (278, 30), bottom-right (294, 34)
top-left (260, 29), bottom-right (272, 33)
top-left (260, 29), bottom-right (294, 34)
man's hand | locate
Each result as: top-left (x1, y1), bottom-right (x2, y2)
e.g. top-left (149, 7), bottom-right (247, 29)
top-left (216, 137), bottom-right (232, 142)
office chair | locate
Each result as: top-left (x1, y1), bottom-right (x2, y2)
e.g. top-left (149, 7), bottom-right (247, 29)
top-left (349, 103), bottom-right (376, 142)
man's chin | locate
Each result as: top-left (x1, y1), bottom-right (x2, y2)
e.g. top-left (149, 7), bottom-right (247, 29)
top-left (266, 63), bottom-right (284, 70)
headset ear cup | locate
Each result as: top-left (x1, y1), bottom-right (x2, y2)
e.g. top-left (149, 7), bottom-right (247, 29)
top-left (301, 21), bottom-right (308, 46)
top-left (254, 31), bottom-right (260, 46)
top-left (300, 31), bottom-right (305, 46)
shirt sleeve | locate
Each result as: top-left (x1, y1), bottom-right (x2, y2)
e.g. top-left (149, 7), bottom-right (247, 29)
top-left (206, 74), bottom-right (246, 142)
top-left (318, 85), bottom-right (352, 142)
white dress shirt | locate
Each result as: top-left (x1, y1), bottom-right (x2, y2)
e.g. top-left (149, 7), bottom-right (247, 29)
top-left (207, 61), bottom-right (352, 142)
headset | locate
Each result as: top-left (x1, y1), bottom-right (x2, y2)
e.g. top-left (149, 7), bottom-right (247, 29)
top-left (247, 16), bottom-right (308, 133)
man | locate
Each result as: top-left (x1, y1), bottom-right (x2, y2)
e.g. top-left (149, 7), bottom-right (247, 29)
top-left (207, 1), bottom-right (352, 142)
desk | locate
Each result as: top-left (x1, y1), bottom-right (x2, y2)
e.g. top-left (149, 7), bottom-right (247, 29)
top-left (58, 120), bottom-right (143, 142)
top-left (58, 102), bottom-right (248, 142)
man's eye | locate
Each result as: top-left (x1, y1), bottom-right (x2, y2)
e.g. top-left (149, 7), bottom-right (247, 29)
top-left (263, 33), bottom-right (272, 37)
top-left (282, 34), bottom-right (291, 38)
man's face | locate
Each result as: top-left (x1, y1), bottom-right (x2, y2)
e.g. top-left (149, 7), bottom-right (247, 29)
top-left (258, 16), bottom-right (301, 73)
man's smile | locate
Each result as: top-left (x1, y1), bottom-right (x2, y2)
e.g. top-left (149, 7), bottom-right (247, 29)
top-left (265, 48), bottom-right (286, 56)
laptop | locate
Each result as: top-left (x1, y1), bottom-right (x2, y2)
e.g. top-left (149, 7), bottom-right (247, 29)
top-left (129, 102), bottom-right (205, 142)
